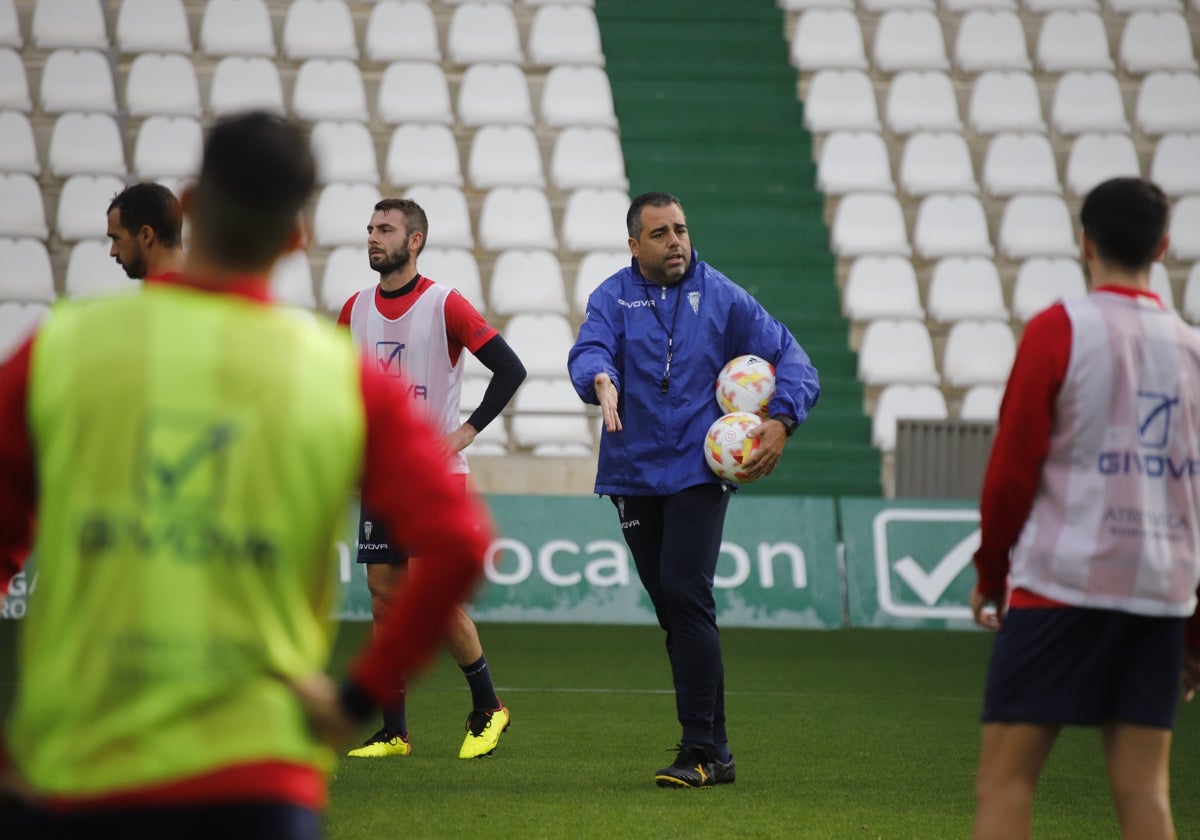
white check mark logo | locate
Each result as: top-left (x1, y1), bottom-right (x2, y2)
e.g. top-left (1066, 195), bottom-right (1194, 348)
top-left (892, 530), bottom-right (980, 606)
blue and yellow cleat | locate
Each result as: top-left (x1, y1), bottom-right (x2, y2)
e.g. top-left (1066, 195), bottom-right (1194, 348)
top-left (347, 728), bottom-right (411, 758)
top-left (458, 705), bottom-right (510, 759)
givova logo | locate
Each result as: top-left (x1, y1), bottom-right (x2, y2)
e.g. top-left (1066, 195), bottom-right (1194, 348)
top-left (873, 509), bottom-right (979, 619)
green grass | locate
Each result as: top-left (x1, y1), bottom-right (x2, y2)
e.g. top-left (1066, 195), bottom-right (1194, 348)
top-left (4, 621), bottom-right (1200, 838)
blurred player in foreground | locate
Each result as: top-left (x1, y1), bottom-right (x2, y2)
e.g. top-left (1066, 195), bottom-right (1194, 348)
top-left (970, 177), bottom-right (1200, 840)
top-left (105, 181), bottom-right (185, 280)
top-left (0, 111), bottom-right (491, 840)
top-left (338, 198), bottom-right (525, 759)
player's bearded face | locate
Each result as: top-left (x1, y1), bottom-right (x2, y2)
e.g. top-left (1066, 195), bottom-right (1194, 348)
top-left (369, 232), bottom-right (412, 274)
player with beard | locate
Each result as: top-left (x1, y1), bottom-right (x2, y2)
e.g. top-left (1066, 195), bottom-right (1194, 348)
top-left (337, 198), bottom-right (526, 760)
top-left (105, 183), bottom-right (185, 281)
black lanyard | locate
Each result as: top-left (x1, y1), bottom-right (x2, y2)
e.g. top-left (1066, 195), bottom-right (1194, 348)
top-left (643, 282), bottom-right (683, 393)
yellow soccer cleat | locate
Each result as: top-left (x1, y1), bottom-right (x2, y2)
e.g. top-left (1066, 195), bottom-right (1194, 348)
top-left (347, 728), bottom-right (411, 758)
top-left (458, 705), bottom-right (510, 759)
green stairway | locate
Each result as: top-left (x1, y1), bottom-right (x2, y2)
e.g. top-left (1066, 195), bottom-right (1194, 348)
top-left (595, 0), bottom-right (882, 497)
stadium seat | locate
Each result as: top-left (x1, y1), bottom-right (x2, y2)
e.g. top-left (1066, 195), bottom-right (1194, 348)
top-left (1011, 257), bottom-right (1087, 322)
top-left (998, 194), bottom-right (1078, 260)
top-left (789, 10), bottom-right (868, 71)
top-left (48, 112), bottom-right (125, 178)
top-left (0, 112), bottom-right (38, 174)
top-left (458, 63), bottom-right (534, 126)
top-left (200, 0), bottom-right (275, 57)
top-left (56, 174), bottom-right (123, 242)
top-left (292, 59), bottom-right (369, 122)
top-left (817, 131), bottom-right (894, 194)
top-left (1169, 196), bottom-right (1200, 261)
top-left (1107, 0), bottom-right (1181, 10)
top-left (313, 182), bottom-right (383, 247)
top-left (573, 249), bottom-right (627, 314)
top-left (64, 239), bottom-right (138, 298)
top-left (540, 65), bottom-right (617, 128)
top-left (269, 250), bottom-right (315, 309)
top-left (504, 313), bottom-right (577, 378)
top-left (550, 127), bottom-right (629, 191)
top-left (459, 376), bottom-right (510, 451)
top-left (981, 132), bottom-right (1060, 196)
top-left (863, 0), bottom-right (936, 11)
top-left (447, 2), bottom-right (523, 65)
top-left (1182, 262), bottom-right (1200, 323)
top-left (39, 49), bottom-right (116, 114)
top-left (856, 318), bottom-right (940, 385)
top-left (404, 184), bottom-right (474, 249)
top-left (528, 5), bottom-right (603, 66)
top-left (32, 0), bottom-right (108, 49)
top-left (420, 247), bottom-right (485, 312)
top-left (522, 0), bottom-right (594, 5)
top-left (1119, 12), bottom-right (1196, 74)
top-left (385, 123), bottom-right (461, 188)
top-left (0, 302), bottom-right (50, 360)
top-left (0, 0), bottom-right (19, 48)
top-left (0, 48), bottom-right (30, 111)
top-left (941, 320), bottom-right (1016, 387)
top-left (830, 192), bottom-right (911, 256)
top-left (0, 174), bottom-right (47, 239)
top-left (953, 11), bottom-right (1030, 72)
top-left (1035, 11), bottom-right (1112, 72)
top-left (841, 255), bottom-right (925, 321)
top-left (561, 188), bottom-right (631, 253)
top-left (311, 120), bottom-right (379, 185)
top-left (511, 378), bottom-right (593, 450)
top-left (898, 132), bottom-right (977, 196)
top-left (779, 0), bottom-right (855, 8)
top-left (282, 0), bottom-right (358, 60)
top-left (490, 249), bottom-right (569, 315)
top-left (871, 383), bottom-right (948, 451)
top-left (885, 71), bottom-right (961, 133)
top-left (1149, 133), bottom-right (1200, 196)
top-left (943, 0), bottom-right (1018, 12)
top-left (967, 71), bottom-right (1045, 134)
top-left (1064, 132), bottom-right (1140, 197)
top-left (959, 384), bottom-right (1003, 421)
top-left (116, 0), bottom-right (190, 54)
top-left (1150, 262), bottom-right (1175, 309)
top-left (872, 11), bottom-right (949, 73)
top-left (378, 62), bottom-right (454, 125)
top-left (803, 70), bottom-right (881, 132)
top-left (318, 246), bottom-right (374, 313)
top-left (1025, 0), bottom-right (1099, 10)
top-left (913, 194), bottom-right (994, 259)
top-left (208, 57), bottom-right (285, 117)
top-left (1135, 72), bottom-right (1200, 134)
top-left (0, 238), bottom-right (54, 302)
top-left (478, 187), bottom-right (557, 251)
top-left (926, 257), bottom-right (1009, 323)
top-left (365, 0), bottom-right (441, 63)
top-left (1050, 71), bottom-right (1129, 134)
top-left (126, 53), bottom-right (201, 118)
top-left (469, 125), bottom-right (545, 189)
top-left (134, 116), bottom-right (203, 180)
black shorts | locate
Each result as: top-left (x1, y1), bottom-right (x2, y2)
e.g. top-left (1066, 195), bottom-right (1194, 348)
top-left (982, 606), bottom-right (1185, 729)
top-left (355, 507), bottom-right (407, 565)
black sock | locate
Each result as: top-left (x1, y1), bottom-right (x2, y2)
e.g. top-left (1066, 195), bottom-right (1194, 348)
top-left (461, 655), bottom-right (500, 711)
top-left (382, 687), bottom-right (407, 739)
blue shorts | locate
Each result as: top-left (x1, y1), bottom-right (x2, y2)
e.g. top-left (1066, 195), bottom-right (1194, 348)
top-left (982, 606), bottom-right (1185, 729)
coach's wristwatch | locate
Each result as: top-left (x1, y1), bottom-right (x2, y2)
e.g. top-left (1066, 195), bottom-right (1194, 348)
top-left (771, 414), bottom-right (797, 437)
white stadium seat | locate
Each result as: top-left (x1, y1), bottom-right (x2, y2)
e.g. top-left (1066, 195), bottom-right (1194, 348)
top-left (842, 255), bottom-right (925, 321)
top-left (0, 238), bottom-right (55, 302)
top-left (1011, 257), bottom-right (1087, 322)
top-left (540, 65), bottom-right (617, 128)
top-left (469, 125), bottom-right (545, 189)
top-left (857, 318), bottom-right (940, 385)
top-left (573, 250), bottom-right (627, 314)
top-left (968, 71), bottom-right (1045, 134)
top-left (40, 49), bottom-right (116, 114)
top-left (56, 174), bottom-right (123, 242)
top-left (1119, 11), bottom-right (1197, 74)
top-left (269, 251), bottom-right (315, 309)
top-left (954, 11), bottom-right (1030, 73)
top-left (134, 117), bottom-right (203, 181)
top-left (1169, 197), bottom-right (1200, 261)
top-left (898, 132), bottom-right (977, 195)
top-left (872, 384), bottom-right (948, 451)
top-left (1150, 262), bottom-right (1175, 309)
top-left (313, 182), bottom-right (383, 247)
top-left (64, 239), bottom-right (138, 299)
top-left (478, 186), bottom-right (557, 251)
top-left (311, 120), bottom-right (379, 185)
top-left (292, 59), bottom-right (369, 122)
top-left (550, 127), bottom-right (629, 191)
top-left (319, 246), bottom-right (374, 313)
top-left (528, 5), bottom-right (603, 66)
top-left (48, 112), bottom-right (125, 178)
top-left (457, 63), bottom-right (534, 126)
top-left (0, 302), bottom-right (50, 360)
top-left (561, 188), bottom-right (630, 253)
top-left (830, 192), bottom-right (911, 256)
top-left (460, 376), bottom-right (509, 452)
top-left (0, 174), bottom-right (47, 238)
top-left (126, 53), bottom-right (201, 118)
top-left (504, 313), bottom-right (577, 378)
top-left (200, 0), bottom-right (275, 57)
top-left (998, 194), bottom-right (1078, 259)
top-left (1107, 0), bottom-right (1181, 10)
top-left (1036, 11), bottom-right (1112, 72)
top-left (885, 71), bottom-right (961, 133)
top-left (282, 0), bottom-right (358, 60)
top-left (941, 320), bottom-right (1016, 387)
top-left (982, 132), bottom-right (1060, 196)
top-left (873, 10), bottom-right (949, 73)
top-left (386, 123), bottom-right (462, 188)
top-left (0, 48), bottom-right (30, 112)
top-left (1182, 262), bottom-right (1200, 323)
top-left (1149, 133), bottom-right (1200, 195)
top-left (404, 184), bottom-right (474, 249)
top-left (943, 0), bottom-right (1018, 12)
top-left (32, 0), bottom-right (108, 49)
top-left (818, 131), bottom-right (894, 193)
top-left (913, 194), bottom-right (994, 259)
top-left (789, 9), bottom-right (868, 71)
top-left (1050, 71), bottom-right (1129, 134)
top-left (1135, 72), bottom-right (1200, 134)
top-left (447, 2), bottom-right (523, 65)
top-left (378, 62), bottom-right (454, 125)
top-left (511, 378), bottom-right (593, 450)
top-left (926, 257), bottom-right (1009, 322)
top-left (0, 0), bottom-right (19, 49)
top-left (959, 384), bottom-right (1003, 421)
top-left (803, 70), bottom-right (881, 132)
top-left (208, 56), bottom-right (285, 117)
top-left (0, 112), bottom-right (38, 175)
top-left (365, 1), bottom-right (441, 63)
top-left (116, 0), bottom-right (190, 54)
top-left (1025, 0), bottom-right (1099, 10)
top-left (490, 249), bottom-right (569, 315)
top-left (1064, 132), bottom-right (1140, 197)
top-left (419, 248), bottom-right (484, 312)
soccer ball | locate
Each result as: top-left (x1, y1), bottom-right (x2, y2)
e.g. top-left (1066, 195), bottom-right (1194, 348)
top-left (715, 355), bottom-right (775, 418)
top-left (704, 412), bottom-right (763, 484)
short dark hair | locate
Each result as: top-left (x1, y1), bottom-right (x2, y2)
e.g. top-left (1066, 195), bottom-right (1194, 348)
top-left (1080, 177), bottom-right (1170, 273)
top-left (627, 191), bottom-right (682, 238)
top-left (189, 112), bottom-right (315, 272)
top-left (107, 182), bottom-right (183, 248)
top-left (374, 198), bottom-right (429, 256)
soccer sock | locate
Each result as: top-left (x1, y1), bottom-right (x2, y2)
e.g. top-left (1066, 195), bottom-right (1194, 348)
top-left (461, 655), bottom-right (500, 711)
top-left (713, 740), bottom-right (732, 763)
top-left (382, 685), bottom-right (407, 739)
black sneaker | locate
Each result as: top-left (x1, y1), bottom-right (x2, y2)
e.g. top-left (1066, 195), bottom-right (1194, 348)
top-left (713, 754), bottom-right (736, 785)
top-left (655, 744), bottom-right (719, 788)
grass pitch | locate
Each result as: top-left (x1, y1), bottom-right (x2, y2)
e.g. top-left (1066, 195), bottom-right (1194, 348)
top-left (3, 621), bottom-right (1199, 838)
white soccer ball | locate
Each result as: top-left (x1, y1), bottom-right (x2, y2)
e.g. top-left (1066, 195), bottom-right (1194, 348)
top-left (715, 355), bottom-right (775, 419)
top-left (703, 412), bottom-right (763, 484)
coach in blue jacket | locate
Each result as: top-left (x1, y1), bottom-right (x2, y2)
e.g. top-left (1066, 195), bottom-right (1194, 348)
top-left (568, 191), bottom-right (821, 788)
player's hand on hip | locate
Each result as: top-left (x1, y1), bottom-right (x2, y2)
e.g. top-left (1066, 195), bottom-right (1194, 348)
top-left (594, 373), bottom-right (622, 432)
top-left (969, 584), bottom-right (1004, 632)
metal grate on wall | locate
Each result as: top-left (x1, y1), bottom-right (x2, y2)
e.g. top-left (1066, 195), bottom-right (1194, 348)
top-left (894, 419), bottom-right (997, 500)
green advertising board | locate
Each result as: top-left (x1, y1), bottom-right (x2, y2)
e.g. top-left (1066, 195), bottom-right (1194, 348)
top-left (840, 498), bottom-right (981, 630)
